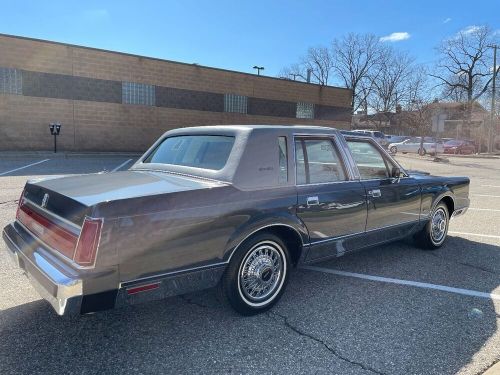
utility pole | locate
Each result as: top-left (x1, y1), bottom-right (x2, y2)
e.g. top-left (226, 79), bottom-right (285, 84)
top-left (488, 45), bottom-right (498, 153)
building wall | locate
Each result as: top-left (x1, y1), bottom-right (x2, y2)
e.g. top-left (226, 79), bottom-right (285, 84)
top-left (0, 34), bottom-right (353, 152)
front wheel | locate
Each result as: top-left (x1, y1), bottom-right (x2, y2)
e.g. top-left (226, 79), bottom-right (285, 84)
top-left (414, 203), bottom-right (449, 250)
top-left (418, 148), bottom-right (426, 156)
top-left (219, 233), bottom-right (290, 315)
top-left (390, 146), bottom-right (397, 154)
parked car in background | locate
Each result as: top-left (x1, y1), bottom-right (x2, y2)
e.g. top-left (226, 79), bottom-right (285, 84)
top-left (389, 137), bottom-right (444, 156)
top-left (3, 125), bottom-right (470, 317)
top-left (352, 130), bottom-right (388, 148)
top-left (443, 140), bottom-right (476, 154)
top-left (386, 135), bottom-right (409, 144)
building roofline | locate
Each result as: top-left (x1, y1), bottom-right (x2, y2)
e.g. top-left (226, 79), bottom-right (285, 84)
top-left (0, 33), bottom-right (351, 92)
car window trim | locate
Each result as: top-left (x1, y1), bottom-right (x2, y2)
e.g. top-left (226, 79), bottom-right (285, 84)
top-left (293, 135), bottom-right (350, 185)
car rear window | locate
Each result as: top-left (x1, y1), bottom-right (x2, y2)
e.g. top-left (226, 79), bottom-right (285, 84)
top-left (144, 135), bottom-right (235, 170)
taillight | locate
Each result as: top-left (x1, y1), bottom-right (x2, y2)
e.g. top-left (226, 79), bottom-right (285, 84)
top-left (17, 195), bottom-right (78, 259)
top-left (73, 218), bottom-right (103, 266)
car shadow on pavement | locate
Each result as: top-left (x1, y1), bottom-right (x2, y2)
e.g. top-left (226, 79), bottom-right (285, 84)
top-left (0, 237), bottom-right (498, 375)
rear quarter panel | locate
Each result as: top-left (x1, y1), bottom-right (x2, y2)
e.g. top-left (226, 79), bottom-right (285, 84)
top-left (101, 185), bottom-right (302, 284)
top-left (417, 175), bottom-right (470, 218)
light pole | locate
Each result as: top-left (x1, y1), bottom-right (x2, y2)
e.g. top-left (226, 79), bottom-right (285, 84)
top-left (253, 66), bottom-right (264, 75)
top-left (488, 44), bottom-right (498, 153)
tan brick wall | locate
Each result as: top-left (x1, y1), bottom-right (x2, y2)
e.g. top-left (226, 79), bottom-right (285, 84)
top-left (0, 36), bottom-right (73, 75)
top-left (0, 95), bottom-right (350, 152)
top-left (70, 48), bottom-right (351, 106)
top-left (0, 34), bottom-right (352, 152)
top-left (0, 95), bottom-right (75, 150)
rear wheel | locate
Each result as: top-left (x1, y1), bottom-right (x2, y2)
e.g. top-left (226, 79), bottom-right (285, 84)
top-left (414, 202), bottom-right (449, 250)
top-left (418, 148), bottom-right (426, 156)
top-left (390, 146), bottom-right (397, 154)
top-left (219, 233), bottom-right (290, 315)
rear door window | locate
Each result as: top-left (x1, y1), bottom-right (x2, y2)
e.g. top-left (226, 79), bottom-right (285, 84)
top-left (295, 138), bottom-right (346, 184)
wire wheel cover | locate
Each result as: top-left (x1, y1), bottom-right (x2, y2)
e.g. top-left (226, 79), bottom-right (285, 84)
top-left (239, 242), bottom-right (284, 303)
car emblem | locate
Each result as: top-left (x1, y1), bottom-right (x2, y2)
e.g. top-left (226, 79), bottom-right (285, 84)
top-left (41, 193), bottom-right (49, 208)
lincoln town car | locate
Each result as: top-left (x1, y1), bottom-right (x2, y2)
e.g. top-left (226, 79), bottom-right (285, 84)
top-left (2, 125), bottom-right (470, 316)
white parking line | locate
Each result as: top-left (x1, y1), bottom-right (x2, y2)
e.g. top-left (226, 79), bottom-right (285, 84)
top-left (111, 159), bottom-right (133, 172)
top-left (302, 266), bottom-right (500, 301)
top-left (0, 159), bottom-right (50, 176)
top-left (468, 208), bottom-right (500, 212)
top-left (473, 194), bottom-right (500, 198)
top-left (479, 185), bottom-right (500, 188)
top-left (448, 231), bottom-right (500, 239)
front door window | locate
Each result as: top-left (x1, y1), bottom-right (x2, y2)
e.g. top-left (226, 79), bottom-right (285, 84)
top-left (346, 140), bottom-right (390, 180)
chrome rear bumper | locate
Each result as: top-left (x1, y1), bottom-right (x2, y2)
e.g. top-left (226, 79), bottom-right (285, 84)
top-left (2, 223), bottom-right (83, 315)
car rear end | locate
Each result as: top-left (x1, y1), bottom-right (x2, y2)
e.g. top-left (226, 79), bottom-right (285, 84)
top-left (2, 182), bottom-right (115, 315)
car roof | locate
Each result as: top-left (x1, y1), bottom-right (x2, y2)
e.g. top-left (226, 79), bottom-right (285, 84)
top-left (170, 124), bottom-right (339, 132)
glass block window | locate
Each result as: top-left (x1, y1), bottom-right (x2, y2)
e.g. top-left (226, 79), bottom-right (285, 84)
top-left (0, 67), bottom-right (22, 95)
top-left (122, 81), bottom-right (155, 106)
top-left (224, 94), bottom-right (247, 114)
top-left (296, 102), bottom-right (314, 119)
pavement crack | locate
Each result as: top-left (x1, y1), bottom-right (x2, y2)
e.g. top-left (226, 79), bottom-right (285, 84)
top-left (178, 294), bottom-right (213, 309)
top-left (427, 253), bottom-right (499, 276)
top-left (0, 199), bottom-right (18, 205)
top-left (268, 311), bottom-right (385, 375)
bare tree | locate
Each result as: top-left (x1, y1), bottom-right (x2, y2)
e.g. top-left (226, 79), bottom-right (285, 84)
top-left (332, 33), bottom-right (383, 113)
top-left (404, 66), bottom-right (433, 108)
top-left (278, 63), bottom-right (308, 81)
top-left (430, 25), bottom-right (500, 125)
top-left (369, 48), bottom-right (415, 114)
top-left (301, 46), bottom-right (334, 85)
top-left (279, 46), bottom-right (334, 85)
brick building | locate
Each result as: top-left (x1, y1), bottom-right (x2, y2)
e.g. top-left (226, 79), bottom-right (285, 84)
top-left (0, 34), bottom-right (353, 152)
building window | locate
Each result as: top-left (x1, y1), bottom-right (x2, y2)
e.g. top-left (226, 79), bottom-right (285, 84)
top-left (224, 93), bottom-right (247, 114)
top-left (0, 67), bottom-right (22, 95)
top-left (122, 81), bottom-right (155, 106)
top-left (278, 136), bottom-right (288, 184)
top-left (296, 102), bottom-right (314, 119)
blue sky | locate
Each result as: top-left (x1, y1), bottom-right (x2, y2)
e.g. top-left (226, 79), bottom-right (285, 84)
top-left (1, 0), bottom-right (498, 83)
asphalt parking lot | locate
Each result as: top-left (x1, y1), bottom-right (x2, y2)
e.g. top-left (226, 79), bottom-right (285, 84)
top-left (0, 153), bottom-right (499, 375)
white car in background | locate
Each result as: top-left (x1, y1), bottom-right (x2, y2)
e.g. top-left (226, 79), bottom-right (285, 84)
top-left (389, 137), bottom-right (444, 156)
top-left (352, 130), bottom-right (388, 147)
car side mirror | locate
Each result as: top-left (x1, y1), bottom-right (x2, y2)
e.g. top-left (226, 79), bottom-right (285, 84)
top-left (391, 167), bottom-right (401, 179)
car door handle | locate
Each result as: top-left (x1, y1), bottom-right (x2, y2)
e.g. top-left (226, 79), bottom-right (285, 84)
top-left (306, 196), bottom-right (320, 206)
top-left (367, 189), bottom-right (381, 198)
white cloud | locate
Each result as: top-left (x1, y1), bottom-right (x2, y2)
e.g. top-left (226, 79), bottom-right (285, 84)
top-left (462, 25), bottom-right (480, 34)
top-left (443, 18), bottom-right (452, 24)
top-left (379, 32), bottom-right (411, 42)
top-left (82, 9), bottom-right (109, 21)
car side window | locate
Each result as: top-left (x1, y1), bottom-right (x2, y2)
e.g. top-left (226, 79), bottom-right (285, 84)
top-left (278, 136), bottom-right (288, 184)
top-left (295, 140), bottom-right (307, 184)
top-left (346, 140), bottom-right (390, 180)
top-left (295, 138), bottom-right (346, 184)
